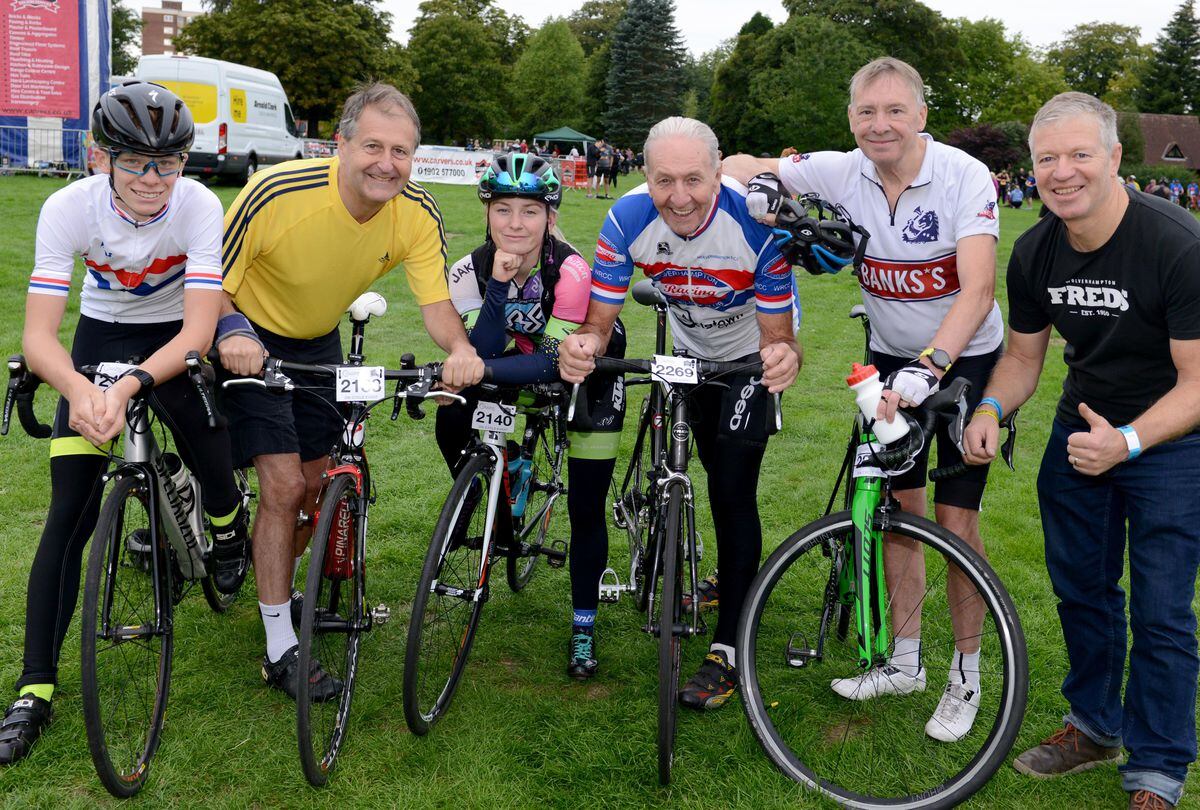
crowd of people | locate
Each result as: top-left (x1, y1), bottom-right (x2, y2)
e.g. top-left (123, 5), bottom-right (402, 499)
top-left (1, 54), bottom-right (1198, 810)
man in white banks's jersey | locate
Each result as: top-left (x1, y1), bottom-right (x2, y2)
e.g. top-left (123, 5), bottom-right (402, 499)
top-left (726, 56), bottom-right (1002, 742)
top-left (561, 116), bottom-right (800, 711)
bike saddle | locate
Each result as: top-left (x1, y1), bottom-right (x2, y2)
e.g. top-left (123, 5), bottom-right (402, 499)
top-left (348, 292), bottom-right (387, 322)
top-left (632, 279), bottom-right (666, 307)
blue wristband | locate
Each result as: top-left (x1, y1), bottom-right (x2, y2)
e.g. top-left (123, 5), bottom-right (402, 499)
top-left (978, 396), bottom-right (1003, 420)
top-left (1117, 424), bottom-right (1141, 460)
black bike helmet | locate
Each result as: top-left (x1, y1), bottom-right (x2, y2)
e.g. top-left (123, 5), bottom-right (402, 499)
top-left (478, 153), bottom-right (562, 208)
top-left (92, 81), bottom-right (194, 157)
top-left (772, 194), bottom-right (870, 275)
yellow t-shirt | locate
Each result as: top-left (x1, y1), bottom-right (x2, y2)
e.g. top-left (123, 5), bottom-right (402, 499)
top-left (222, 157), bottom-right (449, 338)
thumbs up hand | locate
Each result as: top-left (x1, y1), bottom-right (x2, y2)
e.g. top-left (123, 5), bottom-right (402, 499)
top-left (1065, 403), bottom-right (1130, 476)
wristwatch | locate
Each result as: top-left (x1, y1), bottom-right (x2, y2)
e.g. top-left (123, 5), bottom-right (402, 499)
top-left (919, 347), bottom-right (953, 372)
top-left (123, 368), bottom-right (155, 393)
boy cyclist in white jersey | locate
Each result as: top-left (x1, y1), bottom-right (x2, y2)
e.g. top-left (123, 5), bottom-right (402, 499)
top-left (0, 82), bottom-right (249, 765)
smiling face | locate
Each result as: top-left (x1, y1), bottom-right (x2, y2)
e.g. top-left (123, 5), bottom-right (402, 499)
top-left (487, 198), bottom-right (553, 259)
top-left (644, 135), bottom-right (721, 236)
top-left (848, 73), bottom-right (928, 169)
top-left (103, 150), bottom-right (185, 221)
top-left (1031, 114), bottom-right (1122, 228)
top-left (336, 104), bottom-right (418, 220)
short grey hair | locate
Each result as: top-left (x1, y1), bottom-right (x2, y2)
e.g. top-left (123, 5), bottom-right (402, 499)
top-left (849, 57), bottom-right (926, 108)
top-left (1029, 91), bottom-right (1118, 155)
top-left (338, 82), bottom-right (421, 146)
top-left (643, 116), bottom-right (721, 170)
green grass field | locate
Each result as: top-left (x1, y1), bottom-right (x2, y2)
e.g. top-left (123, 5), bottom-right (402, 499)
top-left (0, 173), bottom-right (1194, 809)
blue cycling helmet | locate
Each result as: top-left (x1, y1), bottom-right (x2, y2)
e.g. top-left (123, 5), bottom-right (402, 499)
top-left (773, 194), bottom-right (870, 275)
top-left (478, 153), bottom-right (562, 208)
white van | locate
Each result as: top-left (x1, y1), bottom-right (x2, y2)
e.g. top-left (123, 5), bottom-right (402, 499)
top-left (135, 55), bottom-right (303, 182)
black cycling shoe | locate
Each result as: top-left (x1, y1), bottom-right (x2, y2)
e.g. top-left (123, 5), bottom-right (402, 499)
top-left (567, 626), bottom-right (599, 680)
top-left (679, 649), bottom-right (738, 710)
top-left (0, 694), bottom-right (52, 765)
top-left (290, 589), bottom-right (303, 630)
top-left (261, 645), bottom-right (343, 702)
top-left (210, 507), bottom-right (251, 595)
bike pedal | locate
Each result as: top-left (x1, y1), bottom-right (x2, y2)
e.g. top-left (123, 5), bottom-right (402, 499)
top-left (786, 630), bottom-right (818, 668)
top-left (598, 567), bottom-right (622, 603)
top-left (372, 603), bottom-right (391, 625)
top-left (544, 539), bottom-right (567, 569)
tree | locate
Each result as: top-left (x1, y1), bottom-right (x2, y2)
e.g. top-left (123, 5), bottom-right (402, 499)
top-left (407, 12), bottom-right (506, 142)
top-left (782, 0), bottom-right (968, 134)
top-left (602, 0), bottom-right (686, 146)
top-left (111, 0), bottom-right (141, 77)
top-left (412, 0), bottom-right (529, 64)
top-left (709, 13), bottom-right (774, 152)
top-left (1116, 112), bottom-right (1145, 164)
top-left (510, 20), bottom-right (587, 134)
top-left (1104, 48), bottom-right (1153, 110)
top-left (734, 15), bottom-right (874, 155)
top-left (681, 41), bottom-right (733, 122)
top-left (1046, 22), bottom-right (1143, 99)
top-left (945, 123), bottom-right (1023, 170)
top-left (565, 0), bottom-right (626, 132)
top-left (175, 0), bottom-right (417, 132)
top-left (566, 0), bottom-right (626, 57)
top-left (978, 51), bottom-right (1067, 124)
top-left (1134, 0), bottom-right (1200, 113)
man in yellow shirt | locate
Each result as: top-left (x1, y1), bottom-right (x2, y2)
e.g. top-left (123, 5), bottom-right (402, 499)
top-left (217, 83), bottom-right (483, 699)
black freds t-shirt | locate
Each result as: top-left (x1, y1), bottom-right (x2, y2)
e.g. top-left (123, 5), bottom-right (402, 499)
top-left (1007, 188), bottom-right (1200, 429)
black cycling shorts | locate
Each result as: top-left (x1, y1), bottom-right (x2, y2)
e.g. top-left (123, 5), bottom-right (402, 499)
top-left (871, 346), bottom-right (1002, 510)
top-left (218, 321), bottom-right (344, 468)
top-left (690, 352), bottom-right (777, 448)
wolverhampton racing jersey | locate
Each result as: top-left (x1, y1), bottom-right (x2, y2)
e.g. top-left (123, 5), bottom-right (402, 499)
top-left (222, 157), bottom-right (449, 339)
top-left (778, 135), bottom-right (1003, 358)
top-left (590, 178), bottom-right (795, 361)
top-left (29, 173), bottom-right (224, 323)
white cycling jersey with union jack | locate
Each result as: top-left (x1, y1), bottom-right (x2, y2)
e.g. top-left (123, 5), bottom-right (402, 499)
top-left (590, 178), bottom-right (796, 361)
top-left (779, 135), bottom-right (1003, 358)
top-left (29, 174), bottom-right (224, 323)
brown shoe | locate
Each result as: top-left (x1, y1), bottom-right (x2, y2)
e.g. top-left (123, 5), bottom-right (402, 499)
top-left (1012, 723), bottom-right (1123, 778)
top-left (1129, 790), bottom-right (1175, 809)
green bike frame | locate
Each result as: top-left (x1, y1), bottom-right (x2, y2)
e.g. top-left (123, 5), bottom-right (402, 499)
top-left (843, 426), bottom-right (891, 669)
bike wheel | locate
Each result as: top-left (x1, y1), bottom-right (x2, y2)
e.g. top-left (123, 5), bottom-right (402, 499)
top-left (297, 472), bottom-right (362, 786)
top-left (737, 511), bottom-right (1028, 809)
top-left (202, 467), bottom-right (254, 613)
top-left (81, 476), bottom-right (174, 798)
top-left (656, 483), bottom-right (684, 786)
top-left (612, 395), bottom-right (653, 611)
top-left (507, 419), bottom-right (562, 591)
top-left (403, 452), bottom-right (493, 735)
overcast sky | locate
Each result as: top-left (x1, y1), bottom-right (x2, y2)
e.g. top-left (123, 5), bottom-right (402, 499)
top-left (171, 0), bottom-right (1177, 54)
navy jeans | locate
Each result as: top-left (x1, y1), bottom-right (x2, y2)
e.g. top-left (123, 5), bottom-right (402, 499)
top-left (1037, 419), bottom-right (1200, 805)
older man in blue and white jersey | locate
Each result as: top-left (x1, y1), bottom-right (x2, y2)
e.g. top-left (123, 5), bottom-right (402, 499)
top-left (560, 116), bottom-right (800, 710)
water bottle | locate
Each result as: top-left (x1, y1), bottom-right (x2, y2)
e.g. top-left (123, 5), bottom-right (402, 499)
top-left (846, 363), bottom-right (909, 444)
top-left (162, 452), bottom-right (196, 518)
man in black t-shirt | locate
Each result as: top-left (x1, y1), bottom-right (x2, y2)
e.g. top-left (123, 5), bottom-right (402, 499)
top-left (964, 92), bottom-right (1200, 810)
top-left (585, 138), bottom-right (600, 198)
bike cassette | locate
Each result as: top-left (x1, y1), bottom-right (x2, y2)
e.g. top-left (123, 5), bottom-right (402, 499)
top-left (598, 567), bottom-right (623, 603)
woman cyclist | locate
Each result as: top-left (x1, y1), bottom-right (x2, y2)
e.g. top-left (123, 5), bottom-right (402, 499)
top-left (435, 153), bottom-right (625, 680)
top-left (0, 81), bottom-right (250, 764)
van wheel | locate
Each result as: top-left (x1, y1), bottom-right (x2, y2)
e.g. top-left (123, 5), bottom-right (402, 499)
top-left (245, 155), bottom-right (257, 182)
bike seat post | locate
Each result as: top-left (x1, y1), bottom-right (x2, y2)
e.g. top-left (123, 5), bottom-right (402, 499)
top-left (347, 318), bottom-right (366, 366)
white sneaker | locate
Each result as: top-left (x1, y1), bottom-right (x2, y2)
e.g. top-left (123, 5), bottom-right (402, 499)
top-left (924, 682), bottom-right (981, 742)
top-left (830, 664), bottom-right (927, 700)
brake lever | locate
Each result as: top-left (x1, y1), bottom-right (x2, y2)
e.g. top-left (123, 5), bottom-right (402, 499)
top-left (999, 409), bottom-right (1018, 471)
top-left (567, 383), bottom-right (581, 423)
